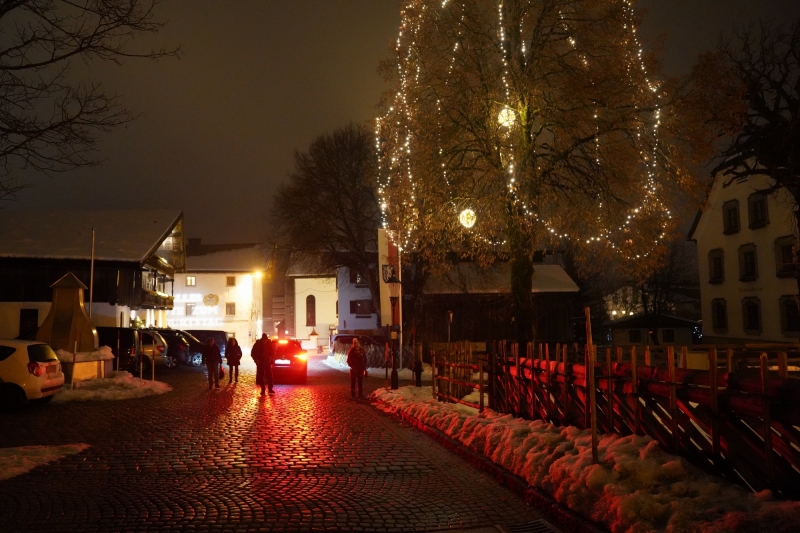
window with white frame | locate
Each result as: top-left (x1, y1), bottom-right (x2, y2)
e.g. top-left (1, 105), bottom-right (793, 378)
top-left (186, 275), bottom-right (196, 287)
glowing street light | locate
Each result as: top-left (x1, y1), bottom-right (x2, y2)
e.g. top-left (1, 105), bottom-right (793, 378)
top-left (459, 208), bottom-right (476, 228)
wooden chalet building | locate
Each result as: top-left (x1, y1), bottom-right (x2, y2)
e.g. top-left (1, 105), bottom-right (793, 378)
top-left (0, 210), bottom-right (185, 338)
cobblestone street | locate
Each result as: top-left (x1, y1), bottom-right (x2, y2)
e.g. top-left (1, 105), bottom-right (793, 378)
top-left (0, 357), bottom-right (542, 532)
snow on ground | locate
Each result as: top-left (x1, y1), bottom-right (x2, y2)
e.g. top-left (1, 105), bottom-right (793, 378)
top-left (0, 444), bottom-right (89, 481)
top-left (323, 355), bottom-right (433, 381)
top-left (55, 345), bottom-right (115, 363)
top-left (373, 386), bottom-right (800, 533)
top-left (53, 371), bottom-right (172, 403)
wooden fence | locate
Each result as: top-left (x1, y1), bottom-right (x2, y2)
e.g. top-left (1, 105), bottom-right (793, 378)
top-left (487, 340), bottom-right (800, 499)
top-left (431, 341), bottom-right (485, 412)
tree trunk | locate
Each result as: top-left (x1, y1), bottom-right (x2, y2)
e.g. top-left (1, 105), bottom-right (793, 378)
top-left (509, 216), bottom-right (535, 347)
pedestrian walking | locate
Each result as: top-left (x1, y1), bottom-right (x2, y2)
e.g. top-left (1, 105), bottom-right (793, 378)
top-left (347, 338), bottom-right (367, 399)
top-left (202, 337), bottom-right (222, 389)
top-left (226, 337), bottom-right (242, 383)
top-left (252, 333), bottom-right (274, 396)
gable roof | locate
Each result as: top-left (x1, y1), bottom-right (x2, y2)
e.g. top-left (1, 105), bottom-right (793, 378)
top-left (286, 252), bottom-right (337, 278)
top-left (424, 262), bottom-right (579, 295)
top-left (0, 210), bottom-right (182, 263)
top-left (187, 244), bottom-right (268, 272)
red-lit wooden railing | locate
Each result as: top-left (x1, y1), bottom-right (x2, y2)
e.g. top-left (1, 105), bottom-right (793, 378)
top-left (486, 341), bottom-right (800, 499)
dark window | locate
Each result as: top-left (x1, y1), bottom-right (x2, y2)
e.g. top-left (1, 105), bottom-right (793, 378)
top-left (225, 303), bottom-right (236, 316)
top-left (349, 269), bottom-right (368, 287)
top-left (27, 344), bottom-right (57, 362)
top-left (775, 235), bottom-right (797, 278)
top-left (628, 329), bottom-right (642, 343)
top-left (723, 200), bottom-right (740, 234)
top-left (738, 244), bottom-right (758, 281)
top-left (780, 296), bottom-right (800, 335)
top-left (662, 329), bottom-right (675, 343)
top-left (748, 192), bottom-right (769, 229)
top-left (708, 249), bottom-right (724, 284)
top-left (226, 276), bottom-right (236, 287)
top-left (306, 295), bottom-right (316, 327)
top-left (186, 303), bottom-right (195, 316)
top-left (742, 297), bottom-right (762, 335)
top-left (19, 309), bottom-right (39, 338)
top-left (711, 298), bottom-right (728, 332)
top-left (349, 299), bottom-right (374, 316)
top-left (0, 345), bottom-right (16, 362)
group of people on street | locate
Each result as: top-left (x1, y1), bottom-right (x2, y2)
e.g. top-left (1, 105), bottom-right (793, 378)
top-left (200, 333), bottom-right (370, 399)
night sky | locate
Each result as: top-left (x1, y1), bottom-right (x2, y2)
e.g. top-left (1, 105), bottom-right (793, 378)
top-left (6, 0), bottom-right (799, 244)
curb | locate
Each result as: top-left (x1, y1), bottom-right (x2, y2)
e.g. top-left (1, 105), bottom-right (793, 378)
top-left (372, 399), bottom-right (608, 533)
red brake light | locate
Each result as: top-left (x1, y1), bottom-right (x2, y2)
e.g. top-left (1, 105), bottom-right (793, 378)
top-left (157, 345), bottom-right (165, 353)
top-left (27, 362), bottom-right (43, 377)
top-left (278, 339), bottom-right (289, 345)
top-left (294, 353), bottom-right (308, 361)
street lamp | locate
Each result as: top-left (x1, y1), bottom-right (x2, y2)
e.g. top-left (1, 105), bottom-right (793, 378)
top-left (385, 273), bottom-right (401, 390)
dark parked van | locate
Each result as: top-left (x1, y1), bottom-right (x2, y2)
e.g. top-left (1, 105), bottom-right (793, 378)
top-left (185, 330), bottom-right (229, 357)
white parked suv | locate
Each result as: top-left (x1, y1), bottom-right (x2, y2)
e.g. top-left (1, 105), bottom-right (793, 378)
top-left (0, 340), bottom-right (64, 410)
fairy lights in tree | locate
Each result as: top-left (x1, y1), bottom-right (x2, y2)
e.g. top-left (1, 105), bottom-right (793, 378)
top-left (376, 0), bottom-right (675, 262)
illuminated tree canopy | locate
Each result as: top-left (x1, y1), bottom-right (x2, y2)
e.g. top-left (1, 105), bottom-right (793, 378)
top-left (377, 0), bottom-right (685, 341)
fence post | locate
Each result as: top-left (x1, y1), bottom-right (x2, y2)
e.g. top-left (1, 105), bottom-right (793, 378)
top-left (584, 307), bottom-right (598, 464)
top-left (606, 347), bottom-right (613, 434)
top-left (709, 348), bottom-right (720, 465)
top-left (726, 348), bottom-right (734, 373)
top-left (631, 345), bottom-right (639, 435)
top-left (545, 343), bottom-right (551, 421)
top-left (680, 346), bottom-right (688, 369)
top-left (616, 346), bottom-right (623, 364)
top-left (760, 352), bottom-right (774, 485)
top-left (514, 343), bottom-right (521, 417)
top-left (644, 345), bottom-right (651, 367)
top-left (479, 355), bottom-right (484, 413)
top-left (778, 352), bottom-right (788, 378)
top-left (431, 352), bottom-right (437, 401)
top-left (667, 345), bottom-right (679, 453)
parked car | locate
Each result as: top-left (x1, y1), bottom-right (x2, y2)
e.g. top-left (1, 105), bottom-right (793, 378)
top-left (272, 338), bottom-right (308, 384)
top-left (95, 327), bottom-right (172, 372)
top-left (185, 330), bottom-right (228, 358)
top-left (0, 339), bottom-right (64, 410)
top-left (154, 328), bottom-right (205, 366)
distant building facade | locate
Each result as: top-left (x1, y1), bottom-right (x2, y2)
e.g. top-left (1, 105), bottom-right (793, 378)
top-left (284, 252), bottom-right (337, 349)
top-left (0, 210), bottom-right (184, 339)
top-left (166, 239), bottom-right (266, 350)
top-left (689, 172), bottom-right (799, 343)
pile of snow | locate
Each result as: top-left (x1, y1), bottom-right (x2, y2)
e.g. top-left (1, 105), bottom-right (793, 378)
top-left (373, 386), bottom-right (800, 533)
top-left (55, 345), bottom-right (115, 363)
top-left (323, 355), bottom-right (433, 381)
top-left (0, 444), bottom-right (89, 481)
top-left (53, 371), bottom-right (172, 403)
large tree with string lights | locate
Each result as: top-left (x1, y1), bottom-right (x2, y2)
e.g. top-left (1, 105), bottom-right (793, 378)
top-left (377, 0), bottom-right (687, 344)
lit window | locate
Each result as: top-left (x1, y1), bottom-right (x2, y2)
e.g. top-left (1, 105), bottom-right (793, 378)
top-left (186, 276), bottom-right (196, 287)
top-left (225, 303), bottom-right (235, 316)
top-left (186, 303), bottom-right (195, 316)
top-left (226, 276), bottom-right (236, 287)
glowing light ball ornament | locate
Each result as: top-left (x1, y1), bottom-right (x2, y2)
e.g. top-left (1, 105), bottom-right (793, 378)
top-left (459, 209), bottom-right (476, 228)
top-left (497, 106), bottom-right (516, 128)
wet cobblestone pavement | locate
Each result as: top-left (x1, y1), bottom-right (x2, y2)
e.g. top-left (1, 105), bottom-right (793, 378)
top-left (0, 358), bottom-right (542, 532)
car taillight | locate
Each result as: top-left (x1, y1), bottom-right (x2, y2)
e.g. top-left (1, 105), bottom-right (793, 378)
top-left (294, 353), bottom-right (307, 361)
top-left (27, 362), bottom-right (43, 377)
top-left (157, 345), bottom-right (165, 353)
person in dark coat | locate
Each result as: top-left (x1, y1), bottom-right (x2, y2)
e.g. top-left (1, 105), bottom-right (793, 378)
top-left (225, 337), bottom-right (242, 384)
top-left (347, 338), bottom-right (367, 399)
top-left (202, 338), bottom-right (222, 389)
top-left (252, 333), bottom-right (274, 396)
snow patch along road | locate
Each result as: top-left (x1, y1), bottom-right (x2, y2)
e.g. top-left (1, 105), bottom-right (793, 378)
top-left (0, 444), bottom-right (90, 481)
top-left (53, 371), bottom-right (172, 403)
top-left (373, 386), bottom-right (800, 533)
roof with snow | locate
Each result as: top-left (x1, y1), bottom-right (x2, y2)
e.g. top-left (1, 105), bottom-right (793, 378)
top-left (424, 262), bottom-right (579, 295)
top-left (0, 210), bottom-right (182, 262)
top-left (187, 244), bottom-right (268, 272)
top-left (286, 252), bottom-right (337, 278)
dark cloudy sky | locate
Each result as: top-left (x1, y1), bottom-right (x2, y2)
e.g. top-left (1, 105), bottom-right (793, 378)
top-left (7, 0), bottom-right (799, 244)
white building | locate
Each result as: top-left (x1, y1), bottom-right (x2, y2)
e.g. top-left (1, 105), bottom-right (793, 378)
top-left (336, 265), bottom-right (380, 334)
top-left (689, 173), bottom-right (799, 343)
top-left (166, 240), bottom-right (266, 351)
top-left (284, 252), bottom-right (337, 351)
